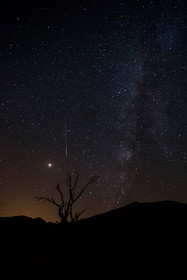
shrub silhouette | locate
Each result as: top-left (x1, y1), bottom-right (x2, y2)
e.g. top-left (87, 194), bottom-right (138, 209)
top-left (35, 172), bottom-right (98, 224)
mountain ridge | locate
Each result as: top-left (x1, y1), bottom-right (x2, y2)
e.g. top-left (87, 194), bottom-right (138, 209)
top-left (1, 200), bottom-right (187, 273)
top-left (0, 200), bottom-right (187, 228)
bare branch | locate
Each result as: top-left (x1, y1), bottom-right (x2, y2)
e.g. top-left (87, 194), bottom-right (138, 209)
top-left (73, 177), bottom-right (95, 204)
top-left (75, 208), bottom-right (87, 221)
top-left (35, 172), bottom-right (98, 224)
top-left (35, 195), bottom-right (61, 208)
top-left (56, 183), bottom-right (64, 207)
top-left (65, 185), bottom-right (74, 217)
top-left (72, 171), bottom-right (79, 191)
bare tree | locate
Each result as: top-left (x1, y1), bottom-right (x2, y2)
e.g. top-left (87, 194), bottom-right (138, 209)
top-left (35, 172), bottom-right (98, 224)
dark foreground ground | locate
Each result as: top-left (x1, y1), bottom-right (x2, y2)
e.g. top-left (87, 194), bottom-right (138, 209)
top-left (1, 201), bottom-right (187, 276)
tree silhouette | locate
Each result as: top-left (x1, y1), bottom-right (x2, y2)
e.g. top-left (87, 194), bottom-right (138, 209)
top-left (35, 172), bottom-right (98, 224)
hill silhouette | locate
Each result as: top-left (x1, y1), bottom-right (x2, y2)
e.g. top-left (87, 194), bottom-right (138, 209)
top-left (1, 201), bottom-right (187, 275)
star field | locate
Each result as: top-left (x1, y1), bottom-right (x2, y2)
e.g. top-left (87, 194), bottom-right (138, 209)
top-left (0, 0), bottom-right (186, 221)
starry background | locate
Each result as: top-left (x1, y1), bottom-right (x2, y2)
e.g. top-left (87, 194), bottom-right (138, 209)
top-left (0, 0), bottom-right (186, 222)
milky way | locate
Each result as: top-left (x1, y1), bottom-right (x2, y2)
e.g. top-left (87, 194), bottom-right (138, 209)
top-left (0, 0), bottom-right (186, 221)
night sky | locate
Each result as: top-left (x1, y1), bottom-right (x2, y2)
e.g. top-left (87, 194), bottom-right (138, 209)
top-left (0, 0), bottom-right (186, 222)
